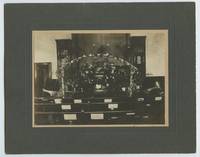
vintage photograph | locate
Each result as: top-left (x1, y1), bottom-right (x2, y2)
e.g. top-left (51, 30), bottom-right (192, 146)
top-left (32, 30), bottom-right (168, 127)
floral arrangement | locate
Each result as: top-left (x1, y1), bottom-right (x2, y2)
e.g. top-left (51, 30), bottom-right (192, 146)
top-left (56, 53), bottom-right (142, 97)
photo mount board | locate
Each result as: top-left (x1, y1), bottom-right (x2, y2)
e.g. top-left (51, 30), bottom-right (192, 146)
top-left (4, 3), bottom-right (196, 154)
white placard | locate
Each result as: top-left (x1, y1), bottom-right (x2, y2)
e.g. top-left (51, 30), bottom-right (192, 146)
top-left (74, 99), bottom-right (82, 103)
top-left (91, 114), bottom-right (104, 120)
top-left (64, 114), bottom-right (77, 120)
top-left (104, 99), bottom-right (112, 103)
top-left (155, 96), bottom-right (162, 101)
top-left (61, 105), bottom-right (71, 110)
top-left (108, 103), bottom-right (118, 110)
top-left (126, 112), bottom-right (136, 116)
top-left (54, 98), bottom-right (62, 104)
top-left (137, 97), bottom-right (144, 102)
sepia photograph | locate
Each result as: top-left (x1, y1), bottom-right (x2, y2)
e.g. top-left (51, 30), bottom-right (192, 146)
top-left (32, 30), bottom-right (168, 127)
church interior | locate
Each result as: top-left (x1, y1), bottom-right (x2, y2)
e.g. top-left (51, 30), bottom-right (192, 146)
top-left (33, 30), bottom-right (168, 126)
